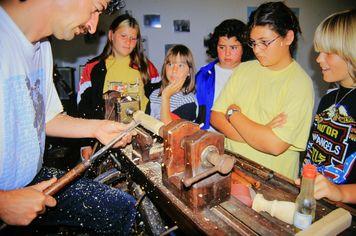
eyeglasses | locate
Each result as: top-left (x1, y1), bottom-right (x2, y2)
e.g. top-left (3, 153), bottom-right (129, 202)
top-left (248, 36), bottom-right (280, 50)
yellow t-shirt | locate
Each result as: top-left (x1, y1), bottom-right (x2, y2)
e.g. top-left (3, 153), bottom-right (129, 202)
top-left (213, 60), bottom-right (314, 180)
top-left (104, 55), bottom-right (148, 111)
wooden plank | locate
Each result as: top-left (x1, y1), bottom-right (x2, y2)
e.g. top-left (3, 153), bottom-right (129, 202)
top-left (117, 147), bottom-right (356, 235)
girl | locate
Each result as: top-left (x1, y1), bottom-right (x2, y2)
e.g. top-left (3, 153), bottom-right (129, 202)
top-left (196, 19), bottom-right (252, 130)
top-left (150, 45), bottom-right (196, 125)
top-left (211, 1), bottom-right (314, 180)
top-left (77, 14), bottom-right (160, 159)
top-left (302, 9), bottom-right (356, 204)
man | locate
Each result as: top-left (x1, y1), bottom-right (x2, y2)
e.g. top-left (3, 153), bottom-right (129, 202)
top-left (0, 0), bottom-right (136, 234)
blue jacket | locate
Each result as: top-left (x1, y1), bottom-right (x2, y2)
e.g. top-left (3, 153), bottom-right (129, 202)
top-left (195, 60), bottom-right (219, 130)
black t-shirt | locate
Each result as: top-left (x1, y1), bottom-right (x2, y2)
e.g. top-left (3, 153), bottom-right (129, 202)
top-left (304, 86), bottom-right (356, 185)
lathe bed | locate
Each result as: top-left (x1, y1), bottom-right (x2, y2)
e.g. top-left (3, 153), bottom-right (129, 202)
top-left (97, 100), bottom-right (355, 235)
top-left (117, 146), bottom-right (356, 235)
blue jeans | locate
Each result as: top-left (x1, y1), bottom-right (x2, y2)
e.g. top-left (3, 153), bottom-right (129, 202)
top-left (30, 167), bottom-right (136, 235)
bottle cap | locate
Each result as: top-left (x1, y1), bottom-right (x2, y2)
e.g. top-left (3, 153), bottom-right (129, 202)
top-left (302, 164), bottom-right (317, 179)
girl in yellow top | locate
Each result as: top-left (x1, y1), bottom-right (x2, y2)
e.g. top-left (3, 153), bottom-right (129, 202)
top-left (77, 14), bottom-right (160, 159)
top-left (211, 2), bottom-right (314, 180)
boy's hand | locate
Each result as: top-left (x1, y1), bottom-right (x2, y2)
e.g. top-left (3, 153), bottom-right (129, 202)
top-left (295, 174), bottom-right (343, 202)
top-left (314, 174), bottom-right (343, 201)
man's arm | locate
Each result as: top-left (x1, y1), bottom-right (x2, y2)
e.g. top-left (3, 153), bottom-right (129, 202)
top-left (46, 113), bottom-right (133, 147)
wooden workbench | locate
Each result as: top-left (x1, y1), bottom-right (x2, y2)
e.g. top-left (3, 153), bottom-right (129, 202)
top-left (118, 147), bottom-right (356, 235)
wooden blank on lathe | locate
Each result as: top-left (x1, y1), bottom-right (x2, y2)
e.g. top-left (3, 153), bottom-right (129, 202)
top-left (296, 208), bottom-right (351, 236)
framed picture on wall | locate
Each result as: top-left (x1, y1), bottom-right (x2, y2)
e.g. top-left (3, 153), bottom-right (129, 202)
top-left (164, 44), bottom-right (176, 55)
top-left (173, 20), bottom-right (190, 32)
top-left (144, 14), bottom-right (161, 28)
top-left (54, 66), bottom-right (76, 100)
top-left (141, 36), bottom-right (149, 56)
top-left (78, 64), bottom-right (85, 93)
top-left (124, 10), bottom-right (133, 16)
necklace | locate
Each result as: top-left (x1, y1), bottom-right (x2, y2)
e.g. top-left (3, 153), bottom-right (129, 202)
top-left (329, 87), bottom-right (356, 117)
top-left (334, 87), bottom-right (355, 107)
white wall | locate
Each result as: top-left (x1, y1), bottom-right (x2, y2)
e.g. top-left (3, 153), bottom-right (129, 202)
top-left (52, 0), bottom-right (356, 112)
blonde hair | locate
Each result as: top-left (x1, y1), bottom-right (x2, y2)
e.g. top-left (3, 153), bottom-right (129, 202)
top-left (160, 45), bottom-right (196, 95)
top-left (99, 14), bottom-right (150, 84)
top-left (314, 9), bottom-right (356, 83)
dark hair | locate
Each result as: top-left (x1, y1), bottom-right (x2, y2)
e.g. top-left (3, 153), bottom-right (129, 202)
top-left (105, 0), bottom-right (126, 15)
top-left (247, 1), bottom-right (301, 56)
top-left (205, 19), bottom-right (252, 61)
top-left (160, 44), bottom-right (196, 95)
top-left (96, 14), bottom-right (150, 84)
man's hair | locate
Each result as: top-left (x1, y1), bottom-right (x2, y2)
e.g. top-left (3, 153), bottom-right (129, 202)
top-left (105, 0), bottom-right (126, 15)
top-left (314, 9), bottom-right (356, 82)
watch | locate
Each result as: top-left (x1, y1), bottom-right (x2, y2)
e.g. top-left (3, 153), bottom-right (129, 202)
top-left (226, 108), bottom-right (240, 120)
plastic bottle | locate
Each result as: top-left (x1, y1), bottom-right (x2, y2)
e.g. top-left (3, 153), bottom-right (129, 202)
top-left (293, 164), bottom-right (317, 232)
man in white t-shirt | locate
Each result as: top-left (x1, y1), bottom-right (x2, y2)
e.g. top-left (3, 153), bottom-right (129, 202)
top-left (0, 1), bottom-right (136, 234)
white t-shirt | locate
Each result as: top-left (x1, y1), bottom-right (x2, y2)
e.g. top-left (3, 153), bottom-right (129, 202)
top-left (0, 7), bottom-right (63, 190)
top-left (213, 64), bottom-right (233, 102)
top-left (208, 64), bottom-right (233, 132)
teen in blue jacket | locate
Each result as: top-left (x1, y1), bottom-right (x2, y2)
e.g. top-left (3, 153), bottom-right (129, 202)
top-left (195, 19), bottom-right (252, 130)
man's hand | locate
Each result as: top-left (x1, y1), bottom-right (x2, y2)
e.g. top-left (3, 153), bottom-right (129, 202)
top-left (266, 112), bottom-right (287, 129)
top-left (93, 120), bottom-right (134, 148)
top-left (0, 178), bottom-right (57, 226)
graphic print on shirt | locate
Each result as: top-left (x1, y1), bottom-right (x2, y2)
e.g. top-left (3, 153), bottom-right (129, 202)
top-left (25, 70), bottom-right (45, 157)
top-left (305, 104), bottom-right (356, 184)
top-left (108, 79), bottom-right (140, 101)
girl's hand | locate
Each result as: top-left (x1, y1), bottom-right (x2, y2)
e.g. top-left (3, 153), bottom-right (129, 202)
top-left (266, 112), bottom-right (287, 129)
top-left (225, 104), bottom-right (241, 120)
top-left (314, 174), bottom-right (343, 202)
top-left (227, 104), bottom-right (241, 112)
top-left (162, 77), bottom-right (185, 98)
